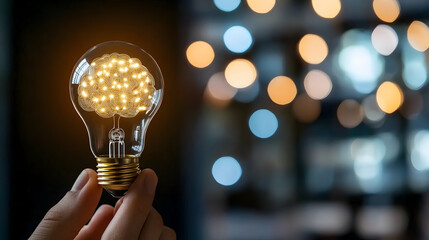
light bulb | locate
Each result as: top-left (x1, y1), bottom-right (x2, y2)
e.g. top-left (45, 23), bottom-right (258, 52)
top-left (69, 41), bottom-right (164, 198)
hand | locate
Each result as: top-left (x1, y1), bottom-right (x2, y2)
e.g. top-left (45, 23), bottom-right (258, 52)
top-left (29, 168), bottom-right (176, 240)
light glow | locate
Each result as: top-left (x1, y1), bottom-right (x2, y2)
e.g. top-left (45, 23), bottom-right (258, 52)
top-left (214, 0), bottom-right (241, 12)
top-left (186, 41), bottom-right (215, 68)
top-left (248, 109), bottom-right (278, 138)
top-left (212, 156), bottom-right (242, 186)
top-left (312, 0), bottom-right (341, 19)
top-left (246, 0), bottom-right (275, 14)
top-left (407, 21), bottom-right (429, 52)
top-left (372, 0), bottom-right (400, 23)
top-left (337, 100), bottom-right (364, 128)
top-left (292, 94), bottom-right (321, 123)
top-left (304, 70), bottom-right (332, 100)
top-left (78, 53), bottom-right (156, 118)
top-left (298, 34), bottom-right (328, 64)
top-left (371, 24), bottom-right (398, 56)
top-left (223, 26), bottom-right (253, 53)
top-left (207, 72), bottom-right (237, 101)
top-left (267, 76), bottom-right (297, 105)
top-left (376, 81), bottom-right (403, 114)
top-left (225, 59), bottom-right (257, 88)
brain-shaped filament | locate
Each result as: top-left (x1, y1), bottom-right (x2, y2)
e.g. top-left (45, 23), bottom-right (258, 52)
top-left (78, 53), bottom-right (156, 118)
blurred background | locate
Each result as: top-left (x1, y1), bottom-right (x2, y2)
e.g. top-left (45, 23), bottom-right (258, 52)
top-left (1, 0), bottom-right (429, 239)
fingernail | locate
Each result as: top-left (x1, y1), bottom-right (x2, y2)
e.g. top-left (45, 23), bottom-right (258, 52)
top-left (72, 170), bottom-right (89, 191)
top-left (143, 171), bottom-right (157, 195)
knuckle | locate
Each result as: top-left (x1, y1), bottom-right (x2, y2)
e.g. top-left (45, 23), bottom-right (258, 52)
top-left (164, 227), bottom-right (177, 240)
top-left (152, 208), bottom-right (164, 226)
top-left (134, 201), bottom-right (150, 216)
top-left (43, 206), bottom-right (65, 223)
top-left (43, 190), bottom-right (77, 223)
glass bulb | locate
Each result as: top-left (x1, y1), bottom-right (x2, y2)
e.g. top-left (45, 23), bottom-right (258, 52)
top-left (69, 41), bottom-right (164, 197)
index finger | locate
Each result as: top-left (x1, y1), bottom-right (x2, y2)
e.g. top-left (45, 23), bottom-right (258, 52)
top-left (102, 169), bottom-right (158, 239)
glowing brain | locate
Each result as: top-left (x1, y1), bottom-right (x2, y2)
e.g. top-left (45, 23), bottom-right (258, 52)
top-left (78, 53), bottom-right (156, 118)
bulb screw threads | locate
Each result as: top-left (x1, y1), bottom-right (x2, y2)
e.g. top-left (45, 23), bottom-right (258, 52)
top-left (96, 155), bottom-right (140, 198)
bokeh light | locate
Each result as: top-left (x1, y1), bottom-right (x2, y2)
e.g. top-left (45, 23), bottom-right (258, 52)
top-left (371, 24), bottom-right (398, 56)
top-left (214, 0), bottom-right (241, 12)
top-left (246, 0), bottom-right (275, 14)
top-left (267, 76), bottom-right (297, 105)
top-left (337, 99), bottom-right (364, 128)
top-left (304, 70), bottom-right (333, 100)
top-left (186, 41), bottom-right (215, 68)
top-left (362, 95), bottom-right (385, 123)
top-left (407, 21), bottom-right (429, 52)
top-left (207, 72), bottom-right (237, 101)
top-left (311, 0), bottom-right (341, 19)
top-left (212, 156), bottom-right (242, 186)
top-left (223, 26), bottom-right (253, 53)
top-left (352, 138), bottom-right (385, 180)
top-left (403, 61), bottom-right (427, 90)
top-left (411, 131), bottom-right (429, 171)
top-left (402, 41), bottom-right (428, 90)
top-left (372, 0), bottom-right (400, 23)
top-left (248, 109), bottom-right (278, 138)
top-left (204, 88), bottom-right (231, 108)
top-left (298, 34), bottom-right (328, 65)
top-left (225, 59), bottom-right (257, 88)
top-left (292, 94), bottom-right (321, 123)
top-left (338, 42), bottom-right (384, 94)
top-left (376, 81), bottom-right (404, 114)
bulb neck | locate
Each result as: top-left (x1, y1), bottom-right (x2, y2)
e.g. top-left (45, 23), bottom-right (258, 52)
top-left (96, 155), bottom-right (140, 198)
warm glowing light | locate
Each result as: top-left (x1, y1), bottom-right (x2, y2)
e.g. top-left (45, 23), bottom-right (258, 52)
top-left (186, 41), bottom-right (215, 68)
top-left (78, 53), bottom-right (156, 118)
top-left (372, 0), bottom-right (400, 23)
top-left (298, 34), bottom-right (328, 64)
top-left (312, 0), bottom-right (341, 19)
top-left (292, 94), bottom-right (321, 123)
top-left (376, 81), bottom-right (403, 114)
top-left (246, 0), bottom-right (275, 14)
top-left (371, 24), bottom-right (398, 56)
top-left (407, 21), bottom-right (429, 52)
top-left (304, 70), bottom-right (332, 100)
top-left (207, 72), bottom-right (237, 101)
top-left (337, 100), bottom-right (364, 128)
top-left (225, 59), bottom-right (257, 88)
top-left (267, 76), bottom-right (297, 105)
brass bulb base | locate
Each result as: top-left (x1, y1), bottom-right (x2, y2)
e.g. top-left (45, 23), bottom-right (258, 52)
top-left (96, 155), bottom-right (140, 198)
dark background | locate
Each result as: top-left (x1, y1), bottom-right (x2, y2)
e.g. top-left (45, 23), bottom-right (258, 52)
top-left (7, 0), bottom-right (183, 238)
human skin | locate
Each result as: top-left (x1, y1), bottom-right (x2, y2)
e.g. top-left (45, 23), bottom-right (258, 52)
top-left (29, 168), bottom-right (176, 240)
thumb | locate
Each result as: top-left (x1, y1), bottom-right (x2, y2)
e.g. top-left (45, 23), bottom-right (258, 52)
top-left (30, 169), bottom-right (102, 240)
